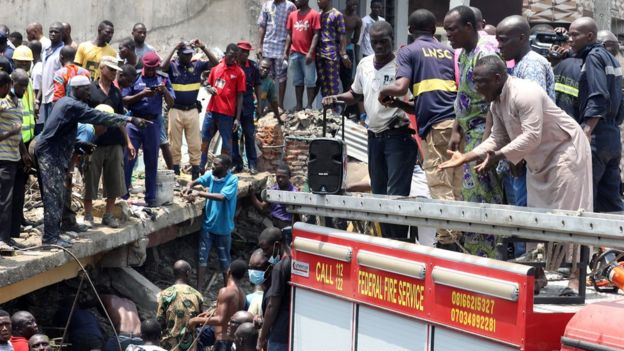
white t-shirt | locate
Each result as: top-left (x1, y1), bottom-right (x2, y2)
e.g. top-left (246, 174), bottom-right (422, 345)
top-left (32, 61), bottom-right (43, 91)
top-left (0, 341), bottom-right (13, 351)
top-left (351, 55), bottom-right (409, 133)
top-left (359, 15), bottom-right (385, 57)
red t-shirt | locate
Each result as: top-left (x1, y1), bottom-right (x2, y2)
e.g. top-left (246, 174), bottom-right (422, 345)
top-left (287, 8), bottom-right (321, 55)
top-left (207, 60), bottom-right (246, 117)
top-left (10, 336), bottom-right (29, 351)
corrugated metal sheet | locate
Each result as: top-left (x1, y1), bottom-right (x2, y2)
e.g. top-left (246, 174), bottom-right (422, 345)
top-left (523, 0), bottom-right (581, 23)
top-left (336, 119), bottom-right (368, 163)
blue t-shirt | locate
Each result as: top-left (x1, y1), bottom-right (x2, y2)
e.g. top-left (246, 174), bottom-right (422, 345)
top-left (395, 36), bottom-right (457, 138)
top-left (168, 59), bottom-right (211, 107)
top-left (197, 171), bottom-right (239, 235)
top-left (122, 74), bottom-right (175, 118)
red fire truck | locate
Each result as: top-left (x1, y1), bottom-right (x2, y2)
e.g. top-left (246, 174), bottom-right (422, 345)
top-left (269, 191), bottom-right (624, 351)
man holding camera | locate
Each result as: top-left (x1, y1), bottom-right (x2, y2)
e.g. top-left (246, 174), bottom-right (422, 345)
top-left (161, 40), bottom-right (218, 180)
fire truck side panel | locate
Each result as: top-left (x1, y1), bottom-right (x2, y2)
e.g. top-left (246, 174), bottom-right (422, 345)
top-left (291, 287), bottom-right (355, 351)
top-left (357, 304), bottom-right (428, 350)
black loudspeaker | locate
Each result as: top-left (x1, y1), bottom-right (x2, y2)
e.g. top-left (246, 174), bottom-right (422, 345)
top-left (308, 138), bottom-right (347, 194)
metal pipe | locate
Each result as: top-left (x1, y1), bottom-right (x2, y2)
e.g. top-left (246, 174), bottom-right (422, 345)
top-left (561, 336), bottom-right (624, 351)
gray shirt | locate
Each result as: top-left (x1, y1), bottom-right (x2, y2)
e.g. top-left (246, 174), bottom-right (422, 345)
top-left (41, 43), bottom-right (64, 105)
top-left (135, 43), bottom-right (155, 69)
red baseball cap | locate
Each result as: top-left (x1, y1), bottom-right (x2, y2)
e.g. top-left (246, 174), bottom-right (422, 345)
top-left (237, 41), bottom-right (253, 51)
top-left (142, 51), bottom-right (161, 68)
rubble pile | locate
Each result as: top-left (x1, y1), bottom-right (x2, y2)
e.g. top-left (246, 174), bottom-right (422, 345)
top-left (256, 109), bottom-right (342, 187)
top-left (256, 114), bottom-right (285, 173)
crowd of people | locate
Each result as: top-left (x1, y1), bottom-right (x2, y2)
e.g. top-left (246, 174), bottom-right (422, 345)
top-left (0, 226), bottom-right (289, 351)
top-left (0, 0), bottom-right (623, 349)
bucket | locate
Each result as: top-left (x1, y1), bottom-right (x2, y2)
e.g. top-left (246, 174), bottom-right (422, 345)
top-left (154, 170), bottom-right (175, 206)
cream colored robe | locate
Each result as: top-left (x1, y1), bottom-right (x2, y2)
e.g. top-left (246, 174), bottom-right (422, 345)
top-left (472, 76), bottom-right (593, 211)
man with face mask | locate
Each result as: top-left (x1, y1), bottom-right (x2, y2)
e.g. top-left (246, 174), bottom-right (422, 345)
top-left (246, 249), bottom-right (270, 317)
top-left (183, 154), bottom-right (239, 291)
top-left (75, 20), bottom-right (117, 80)
top-left (257, 227), bottom-right (290, 351)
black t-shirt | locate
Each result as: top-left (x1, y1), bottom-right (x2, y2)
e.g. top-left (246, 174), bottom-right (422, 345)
top-left (88, 81), bottom-right (126, 146)
top-left (265, 255), bottom-right (291, 344)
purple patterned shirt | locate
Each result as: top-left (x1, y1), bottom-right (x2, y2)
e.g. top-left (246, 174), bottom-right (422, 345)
top-left (318, 8), bottom-right (346, 61)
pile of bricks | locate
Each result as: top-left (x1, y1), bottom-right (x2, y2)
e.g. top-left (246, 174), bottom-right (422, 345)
top-left (256, 114), bottom-right (285, 173)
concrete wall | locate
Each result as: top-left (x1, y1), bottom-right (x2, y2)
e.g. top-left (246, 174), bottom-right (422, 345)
top-left (0, 0), bottom-right (263, 54)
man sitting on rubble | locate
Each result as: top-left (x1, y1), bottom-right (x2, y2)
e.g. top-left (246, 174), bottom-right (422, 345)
top-left (250, 163), bottom-right (298, 229)
top-left (9, 311), bottom-right (38, 351)
top-left (257, 58), bottom-right (281, 122)
top-left (101, 294), bottom-right (143, 351)
top-left (156, 260), bottom-right (203, 351)
top-left (189, 259), bottom-right (248, 351)
top-left (183, 154), bottom-right (239, 290)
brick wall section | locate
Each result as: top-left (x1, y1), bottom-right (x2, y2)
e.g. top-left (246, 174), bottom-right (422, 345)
top-left (255, 110), bottom-right (342, 187)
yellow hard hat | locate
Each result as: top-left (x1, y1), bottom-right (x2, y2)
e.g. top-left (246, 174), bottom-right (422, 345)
top-left (13, 45), bottom-right (33, 61)
top-left (95, 104), bottom-right (114, 114)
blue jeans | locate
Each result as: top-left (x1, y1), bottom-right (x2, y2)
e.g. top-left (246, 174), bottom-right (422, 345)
top-left (289, 52), bottom-right (317, 87)
top-left (202, 112), bottom-right (234, 155)
top-left (368, 132), bottom-right (417, 238)
top-left (232, 113), bottom-right (257, 169)
top-left (124, 117), bottom-right (161, 205)
top-left (198, 232), bottom-right (232, 269)
top-left (502, 172), bottom-right (527, 207)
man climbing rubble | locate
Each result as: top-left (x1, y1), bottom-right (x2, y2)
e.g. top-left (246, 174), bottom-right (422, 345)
top-left (35, 75), bottom-right (150, 248)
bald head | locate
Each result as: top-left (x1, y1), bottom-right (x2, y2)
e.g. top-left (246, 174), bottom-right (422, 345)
top-left (598, 30), bottom-right (618, 43)
top-left (571, 17), bottom-right (598, 35)
top-left (173, 260), bottom-right (191, 280)
top-left (470, 7), bottom-right (485, 30)
top-left (26, 23), bottom-right (43, 41)
top-left (497, 15), bottom-right (530, 36)
top-left (235, 322), bottom-right (258, 350)
top-left (598, 30), bottom-right (620, 57)
top-left (569, 17), bottom-right (598, 52)
top-left (226, 310), bottom-right (255, 339)
top-left (496, 15), bottom-right (531, 61)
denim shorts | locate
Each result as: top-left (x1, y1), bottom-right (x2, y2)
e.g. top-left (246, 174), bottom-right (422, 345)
top-left (289, 52), bottom-right (317, 87)
top-left (198, 232), bottom-right (232, 270)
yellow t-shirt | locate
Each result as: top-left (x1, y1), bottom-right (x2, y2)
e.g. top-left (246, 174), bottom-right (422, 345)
top-left (75, 42), bottom-right (117, 80)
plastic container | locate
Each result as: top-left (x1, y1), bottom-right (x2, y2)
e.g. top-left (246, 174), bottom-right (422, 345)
top-left (154, 170), bottom-right (175, 206)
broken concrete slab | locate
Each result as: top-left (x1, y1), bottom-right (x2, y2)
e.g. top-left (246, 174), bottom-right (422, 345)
top-left (110, 267), bottom-right (161, 314)
top-left (0, 172), bottom-right (269, 303)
